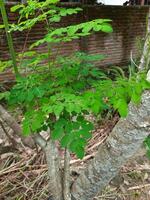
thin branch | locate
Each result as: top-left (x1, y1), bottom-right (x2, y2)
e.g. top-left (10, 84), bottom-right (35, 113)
top-left (0, 104), bottom-right (34, 148)
top-left (0, 120), bottom-right (18, 147)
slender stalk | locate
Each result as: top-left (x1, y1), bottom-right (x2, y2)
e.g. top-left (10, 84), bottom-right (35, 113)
top-left (40, 8), bottom-right (51, 70)
top-left (0, 0), bottom-right (19, 76)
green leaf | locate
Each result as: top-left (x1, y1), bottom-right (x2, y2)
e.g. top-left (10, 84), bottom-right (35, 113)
top-left (31, 111), bottom-right (45, 132)
top-left (65, 103), bottom-right (75, 113)
top-left (93, 25), bottom-right (102, 32)
top-left (22, 120), bottom-right (31, 136)
top-left (76, 138), bottom-right (87, 147)
top-left (54, 118), bottom-right (67, 129)
top-left (82, 122), bottom-right (94, 132)
top-left (67, 26), bottom-right (78, 36)
top-left (0, 91), bottom-right (10, 101)
top-left (101, 24), bottom-right (113, 33)
top-left (53, 104), bottom-right (64, 116)
top-left (82, 24), bottom-right (93, 33)
top-left (60, 134), bottom-right (72, 148)
top-left (65, 122), bottom-right (73, 134)
top-left (11, 4), bottom-right (24, 12)
top-left (42, 104), bottom-right (53, 113)
top-left (67, 8), bottom-right (78, 15)
top-left (69, 140), bottom-right (77, 152)
top-left (32, 120), bottom-right (41, 132)
top-left (59, 8), bottom-right (68, 16)
top-left (115, 99), bottom-right (128, 117)
top-left (145, 137), bottom-right (150, 148)
top-left (51, 127), bottom-right (64, 140)
top-left (141, 80), bottom-right (150, 89)
top-left (50, 15), bottom-right (61, 22)
top-left (26, 91), bottom-right (34, 102)
top-left (90, 99), bottom-right (102, 114)
top-left (75, 145), bottom-right (85, 159)
top-left (78, 129), bottom-right (92, 139)
top-left (131, 91), bottom-right (141, 104)
top-left (73, 81), bottom-right (86, 90)
top-left (0, 24), bottom-right (5, 29)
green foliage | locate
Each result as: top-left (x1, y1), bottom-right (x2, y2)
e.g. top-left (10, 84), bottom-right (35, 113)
top-left (0, 91), bottom-right (10, 101)
top-left (8, 52), bottom-right (150, 158)
top-left (31, 19), bottom-right (112, 48)
top-left (3, 0), bottom-right (150, 160)
top-left (0, 24), bottom-right (5, 29)
top-left (22, 110), bottom-right (45, 135)
top-left (8, 52), bottom-right (107, 158)
top-left (9, 0), bottom-right (112, 49)
top-left (94, 69), bottom-right (150, 117)
top-left (0, 60), bottom-right (12, 72)
top-left (51, 116), bottom-right (93, 159)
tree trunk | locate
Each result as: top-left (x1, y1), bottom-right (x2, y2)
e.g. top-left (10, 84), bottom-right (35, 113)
top-left (71, 90), bottom-right (150, 200)
top-left (45, 140), bottom-right (63, 200)
top-left (63, 149), bottom-right (71, 200)
top-left (71, 13), bottom-right (150, 199)
top-left (139, 8), bottom-right (150, 71)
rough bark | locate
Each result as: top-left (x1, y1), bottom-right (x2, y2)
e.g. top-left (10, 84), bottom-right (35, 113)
top-left (63, 149), bottom-right (71, 200)
top-left (139, 8), bottom-right (150, 71)
top-left (139, 32), bottom-right (150, 71)
top-left (45, 140), bottom-right (63, 200)
top-left (71, 90), bottom-right (150, 200)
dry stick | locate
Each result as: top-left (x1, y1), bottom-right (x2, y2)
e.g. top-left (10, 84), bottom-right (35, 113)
top-left (63, 148), bottom-right (71, 200)
top-left (69, 152), bottom-right (96, 165)
top-left (19, 28), bottom-right (31, 70)
top-left (87, 135), bottom-right (107, 152)
top-left (0, 104), bottom-right (34, 148)
top-left (19, 9), bottom-right (42, 70)
top-left (0, 120), bottom-right (18, 147)
top-left (40, 7), bottom-right (52, 70)
top-left (128, 183), bottom-right (150, 191)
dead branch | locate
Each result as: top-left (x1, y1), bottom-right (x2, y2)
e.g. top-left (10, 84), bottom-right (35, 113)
top-left (0, 104), bottom-right (35, 148)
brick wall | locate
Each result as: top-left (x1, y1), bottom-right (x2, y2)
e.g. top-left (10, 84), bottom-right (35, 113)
top-left (0, 5), bottom-right (149, 83)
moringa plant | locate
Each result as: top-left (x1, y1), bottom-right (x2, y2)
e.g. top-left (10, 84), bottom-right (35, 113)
top-left (1, 1), bottom-right (150, 200)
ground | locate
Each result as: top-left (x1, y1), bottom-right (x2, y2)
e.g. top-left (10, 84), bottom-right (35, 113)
top-left (0, 116), bottom-right (150, 200)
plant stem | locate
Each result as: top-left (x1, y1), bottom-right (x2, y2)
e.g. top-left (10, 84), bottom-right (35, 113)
top-left (0, 0), bottom-right (19, 76)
